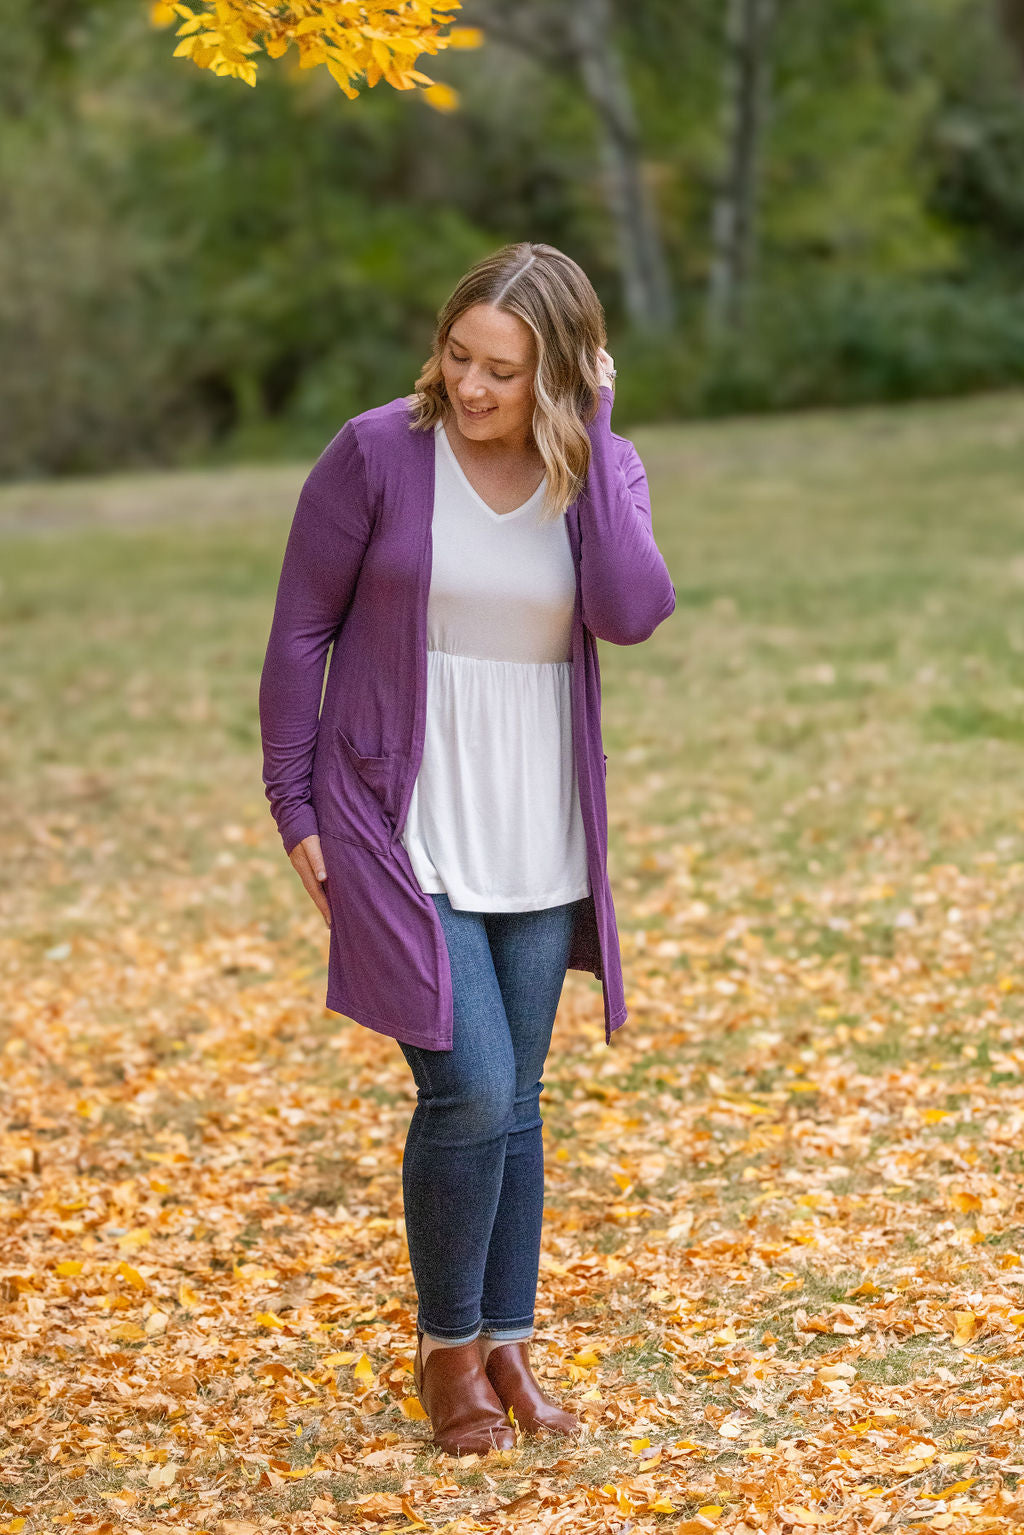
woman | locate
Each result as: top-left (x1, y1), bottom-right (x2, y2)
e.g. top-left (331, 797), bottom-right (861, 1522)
top-left (258, 242), bottom-right (675, 1456)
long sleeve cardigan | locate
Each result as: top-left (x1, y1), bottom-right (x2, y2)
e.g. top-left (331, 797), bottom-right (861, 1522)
top-left (258, 384), bottom-right (676, 1050)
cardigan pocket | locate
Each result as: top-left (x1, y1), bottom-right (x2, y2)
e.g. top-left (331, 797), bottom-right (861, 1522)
top-left (320, 828), bottom-right (449, 1039)
top-left (330, 728), bottom-right (398, 850)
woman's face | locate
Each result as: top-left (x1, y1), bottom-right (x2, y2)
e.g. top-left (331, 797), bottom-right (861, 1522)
top-left (440, 303), bottom-right (538, 444)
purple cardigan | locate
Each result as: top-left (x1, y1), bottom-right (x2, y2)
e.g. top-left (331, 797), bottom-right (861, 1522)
top-left (258, 385), bottom-right (676, 1050)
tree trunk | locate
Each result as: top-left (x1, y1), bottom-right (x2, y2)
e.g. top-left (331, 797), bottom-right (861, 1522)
top-left (707, 0), bottom-right (776, 338)
top-left (995, 0), bottom-right (1024, 77)
top-left (569, 0), bottom-right (675, 333)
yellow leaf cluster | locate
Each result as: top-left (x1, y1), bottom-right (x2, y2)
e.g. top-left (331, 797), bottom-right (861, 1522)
top-left (148, 0), bottom-right (480, 100)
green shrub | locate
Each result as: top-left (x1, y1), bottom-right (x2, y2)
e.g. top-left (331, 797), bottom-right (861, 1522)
top-left (610, 277), bottom-right (1024, 429)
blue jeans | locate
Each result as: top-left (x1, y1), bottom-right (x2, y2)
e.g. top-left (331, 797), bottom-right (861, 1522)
top-left (397, 891), bottom-right (584, 1344)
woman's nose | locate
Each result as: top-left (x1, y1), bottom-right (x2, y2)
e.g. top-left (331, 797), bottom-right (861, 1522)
top-left (458, 368), bottom-right (488, 396)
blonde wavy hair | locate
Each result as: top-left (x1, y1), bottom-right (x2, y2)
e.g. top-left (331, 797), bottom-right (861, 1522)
top-left (406, 242), bottom-right (608, 522)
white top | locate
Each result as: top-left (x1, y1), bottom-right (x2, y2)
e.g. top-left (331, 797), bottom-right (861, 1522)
top-left (397, 420), bottom-right (591, 911)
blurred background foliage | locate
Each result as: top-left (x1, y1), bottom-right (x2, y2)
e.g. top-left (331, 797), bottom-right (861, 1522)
top-left (3, 0), bottom-right (1024, 478)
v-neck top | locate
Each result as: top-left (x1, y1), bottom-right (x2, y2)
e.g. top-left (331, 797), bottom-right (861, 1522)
top-left (396, 420), bottom-right (591, 910)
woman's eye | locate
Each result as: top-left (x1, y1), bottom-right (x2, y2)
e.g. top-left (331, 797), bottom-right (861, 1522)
top-left (449, 351), bottom-right (513, 381)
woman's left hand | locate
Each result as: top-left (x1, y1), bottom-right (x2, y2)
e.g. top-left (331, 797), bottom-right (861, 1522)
top-left (597, 346), bottom-right (616, 392)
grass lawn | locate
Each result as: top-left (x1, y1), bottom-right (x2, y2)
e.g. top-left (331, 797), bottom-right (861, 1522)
top-left (2, 391), bottom-right (1024, 1532)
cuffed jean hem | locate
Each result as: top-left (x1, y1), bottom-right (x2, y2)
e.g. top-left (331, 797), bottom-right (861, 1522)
top-left (419, 1318), bottom-right (483, 1346)
top-left (480, 1322), bottom-right (534, 1342)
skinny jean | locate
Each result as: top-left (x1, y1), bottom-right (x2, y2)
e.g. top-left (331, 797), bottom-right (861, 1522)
top-left (397, 891), bottom-right (584, 1344)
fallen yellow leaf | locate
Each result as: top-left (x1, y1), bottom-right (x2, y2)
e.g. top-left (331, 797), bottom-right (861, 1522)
top-left (922, 1477), bottom-right (976, 1498)
top-left (818, 1362), bottom-right (857, 1381)
top-left (952, 1310), bottom-right (978, 1346)
top-left (894, 1448), bottom-right (937, 1473)
top-left (108, 1321), bottom-right (146, 1342)
top-left (254, 1310), bottom-right (285, 1330)
top-left (573, 1349), bottom-right (600, 1366)
top-left (116, 1226), bottom-right (151, 1252)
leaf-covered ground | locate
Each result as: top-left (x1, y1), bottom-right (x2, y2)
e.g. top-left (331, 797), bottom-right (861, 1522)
top-left (2, 392), bottom-right (1024, 1532)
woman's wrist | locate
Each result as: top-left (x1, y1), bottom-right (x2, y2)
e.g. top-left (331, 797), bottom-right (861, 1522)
top-left (588, 385), bottom-right (615, 441)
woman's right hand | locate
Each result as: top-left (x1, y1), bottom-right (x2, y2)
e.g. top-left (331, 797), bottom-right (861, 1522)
top-left (290, 833), bottom-right (331, 929)
top-left (596, 345), bottom-right (617, 392)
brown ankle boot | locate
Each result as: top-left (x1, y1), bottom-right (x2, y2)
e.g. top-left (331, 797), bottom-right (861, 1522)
top-left (413, 1329), bottom-right (516, 1455)
top-left (483, 1340), bottom-right (580, 1436)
